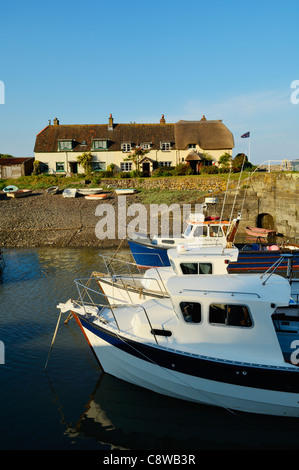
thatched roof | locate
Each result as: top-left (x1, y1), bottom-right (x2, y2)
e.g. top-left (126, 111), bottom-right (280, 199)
top-left (174, 119), bottom-right (234, 150)
top-left (185, 151), bottom-right (202, 161)
top-left (34, 115), bottom-right (234, 153)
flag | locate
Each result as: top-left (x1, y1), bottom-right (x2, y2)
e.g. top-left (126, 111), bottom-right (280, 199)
top-left (241, 132), bottom-right (250, 138)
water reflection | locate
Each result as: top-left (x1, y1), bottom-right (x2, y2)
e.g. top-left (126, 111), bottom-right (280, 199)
top-left (64, 372), bottom-right (299, 451)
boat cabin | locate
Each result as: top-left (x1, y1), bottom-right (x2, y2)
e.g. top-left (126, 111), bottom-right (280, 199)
top-left (151, 213), bottom-right (232, 248)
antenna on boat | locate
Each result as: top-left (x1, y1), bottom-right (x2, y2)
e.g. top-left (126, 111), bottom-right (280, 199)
top-left (229, 158), bottom-right (246, 226)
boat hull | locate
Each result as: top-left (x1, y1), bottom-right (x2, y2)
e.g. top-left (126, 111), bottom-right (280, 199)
top-left (128, 239), bottom-right (299, 271)
top-left (115, 189), bottom-right (137, 195)
top-left (6, 189), bottom-right (32, 198)
top-left (74, 314), bottom-right (299, 417)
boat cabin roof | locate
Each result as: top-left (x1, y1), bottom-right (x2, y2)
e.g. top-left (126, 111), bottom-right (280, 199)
top-left (166, 273), bottom-right (291, 306)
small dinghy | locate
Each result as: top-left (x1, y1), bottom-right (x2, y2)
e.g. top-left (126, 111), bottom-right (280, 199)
top-left (77, 188), bottom-right (103, 196)
top-left (6, 189), bottom-right (32, 198)
top-left (3, 185), bottom-right (18, 193)
top-left (62, 188), bottom-right (77, 198)
top-left (84, 193), bottom-right (108, 200)
top-left (115, 188), bottom-right (138, 195)
top-left (46, 186), bottom-right (59, 195)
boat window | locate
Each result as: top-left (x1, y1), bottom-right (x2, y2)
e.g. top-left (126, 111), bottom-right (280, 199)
top-left (161, 239), bottom-right (175, 244)
top-left (180, 263), bottom-right (212, 274)
top-left (180, 302), bottom-right (201, 323)
top-left (184, 224), bottom-right (193, 236)
top-left (180, 263), bottom-right (198, 274)
top-left (193, 226), bottom-right (208, 237)
top-left (209, 304), bottom-right (252, 327)
top-left (209, 225), bottom-right (223, 237)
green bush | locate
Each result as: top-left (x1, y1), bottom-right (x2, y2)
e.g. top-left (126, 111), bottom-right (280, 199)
top-left (200, 165), bottom-right (219, 174)
top-left (173, 163), bottom-right (193, 176)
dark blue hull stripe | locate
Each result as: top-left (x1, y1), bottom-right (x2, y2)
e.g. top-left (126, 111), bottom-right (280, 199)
top-left (78, 315), bottom-right (299, 394)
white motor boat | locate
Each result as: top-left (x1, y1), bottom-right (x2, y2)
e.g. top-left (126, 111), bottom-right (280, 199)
top-left (57, 254), bottom-right (299, 417)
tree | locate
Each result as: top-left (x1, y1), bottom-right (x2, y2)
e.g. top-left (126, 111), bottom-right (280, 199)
top-left (124, 147), bottom-right (149, 171)
top-left (233, 153), bottom-right (253, 171)
top-left (0, 153), bottom-right (14, 158)
top-left (76, 152), bottom-right (93, 174)
top-left (218, 152), bottom-right (232, 171)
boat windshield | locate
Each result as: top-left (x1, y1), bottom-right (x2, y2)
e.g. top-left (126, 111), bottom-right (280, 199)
top-left (209, 225), bottom-right (224, 237)
top-left (184, 224), bottom-right (193, 237)
top-left (193, 226), bottom-right (208, 237)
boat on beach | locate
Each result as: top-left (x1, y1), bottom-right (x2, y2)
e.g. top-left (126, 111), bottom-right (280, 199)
top-left (46, 186), bottom-right (59, 195)
top-left (62, 188), bottom-right (77, 198)
top-left (57, 254), bottom-right (299, 417)
top-left (84, 193), bottom-right (108, 200)
top-left (77, 188), bottom-right (103, 196)
top-left (115, 188), bottom-right (138, 195)
top-left (3, 185), bottom-right (18, 193)
top-left (6, 189), bottom-right (32, 198)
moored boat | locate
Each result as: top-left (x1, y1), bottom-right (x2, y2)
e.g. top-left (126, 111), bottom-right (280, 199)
top-left (57, 255), bottom-right (299, 417)
top-left (127, 212), bottom-right (299, 272)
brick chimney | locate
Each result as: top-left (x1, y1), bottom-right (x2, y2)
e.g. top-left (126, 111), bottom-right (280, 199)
top-left (53, 117), bottom-right (59, 125)
top-left (160, 114), bottom-right (166, 124)
top-left (108, 113), bottom-right (114, 130)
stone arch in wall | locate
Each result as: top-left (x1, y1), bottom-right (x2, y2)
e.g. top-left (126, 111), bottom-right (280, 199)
top-left (257, 213), bottom-right (275, 230)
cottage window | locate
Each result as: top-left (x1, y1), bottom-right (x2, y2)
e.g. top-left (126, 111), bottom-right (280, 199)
top-left (121, 162), bottom-right (132, 172)
top-left (160, 142), bottom-right (171, 151)
top-left (209, 304), bottom-right (252, 327)
top-left (180, 301), bottom-right (201, 323)
top-left (121, 143), bottom-right (132, 152)
top-left (92, 139), bottom-right (108, 150)
top-left (141, 142), bottom-right (151, 150)
top-left (56, 162), bottom-right (65, 172)
top-left (58, 140), bottom-right (73, 151)
top-left (160, 161), bottom-right (172, 167)
top-left (188, 144), bottom-right (196, 149)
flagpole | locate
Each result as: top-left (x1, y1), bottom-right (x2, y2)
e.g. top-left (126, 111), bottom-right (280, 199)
top-left (240, 132), bottom-right (250, 163)
top-left (248, 137), bottom-right (250, 162)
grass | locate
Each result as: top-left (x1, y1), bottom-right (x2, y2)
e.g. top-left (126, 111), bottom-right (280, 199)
top-left (136, 189), bottom-right (207, 205)
top-left (0, 170), bottom-right (280, 194)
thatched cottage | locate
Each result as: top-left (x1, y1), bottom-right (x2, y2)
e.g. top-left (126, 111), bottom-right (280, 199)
top-left (33, 114), bottom-right (234, 175)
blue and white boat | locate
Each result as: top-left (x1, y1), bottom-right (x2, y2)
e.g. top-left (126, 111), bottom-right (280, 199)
top-left (57, 254), bottom-right (299, 417)
top-left (127, 212), bottom-right (299, 272)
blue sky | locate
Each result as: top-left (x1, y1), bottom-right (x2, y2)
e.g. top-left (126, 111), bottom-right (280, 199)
top-left (0, 0), bottom-right (298, 165)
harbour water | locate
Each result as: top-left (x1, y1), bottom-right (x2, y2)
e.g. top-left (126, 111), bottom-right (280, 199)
top-left (1, 247), bottom-right (299, 451)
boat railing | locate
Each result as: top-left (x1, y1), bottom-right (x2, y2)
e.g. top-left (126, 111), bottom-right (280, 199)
top-left (73, 277), bottom-right (161, 343)
top-left (260, 254), bottom-right (294, 285)
top-left (98, 254), bottom-right (169, 296)
top-left (181, 288), bottom-right (261, 298)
